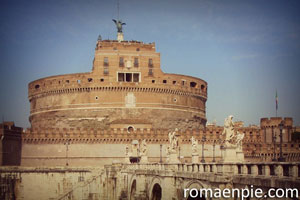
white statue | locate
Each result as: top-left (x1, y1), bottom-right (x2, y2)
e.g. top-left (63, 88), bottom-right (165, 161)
top-left (236, 132), bottom-right (245, 149)
top-left (168, 128), bottom-right (179, 152)
top-left (140, 139), bottom-right (147, 156)
top-left (222, 115), bottom-right (235, 146)
top-left (191, 136), bottom-right (198, 154)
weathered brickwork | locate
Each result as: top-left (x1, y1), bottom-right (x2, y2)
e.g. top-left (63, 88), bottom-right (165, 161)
top-left (28, 40), bottom-right (207, 131)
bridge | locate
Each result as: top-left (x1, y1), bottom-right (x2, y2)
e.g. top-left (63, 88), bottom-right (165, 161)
top-left (1, 162), bottom-right (299, 199)
top-left (54, 162), bottom-right (300, 200)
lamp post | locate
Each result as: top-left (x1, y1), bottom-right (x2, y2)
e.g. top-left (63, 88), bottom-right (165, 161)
top-left (212, 140), bottom-right (216, 162)
top-left (201, 135), bottom-right (206, 163)
top-left (278, 122), bottom-right (285, 162)
top-left (160, 144), bottom-right (162, 163)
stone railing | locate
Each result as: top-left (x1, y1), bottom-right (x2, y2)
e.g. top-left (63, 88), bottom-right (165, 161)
top-left (123, 162), bottom-right (300, 179)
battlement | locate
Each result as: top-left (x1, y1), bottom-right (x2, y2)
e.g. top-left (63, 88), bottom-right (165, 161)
top-left (22, 125), bottom-right (264, 145)
top-left (96, 40), bottom-right (156, 52)
top-left (260, 117), bottom-right (293, 127)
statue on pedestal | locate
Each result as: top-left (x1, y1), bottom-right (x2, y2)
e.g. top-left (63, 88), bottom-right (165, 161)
top-left (140, 139), bottom-right (148, 163)
top-left (191, 136), bottom-right (199, 163)
top-left (167, 128), bottom-right (180, 163)
top-left (168, 128), bottom-right (179, 153)
top-left (191, 136), bottom-right (198, 154)
top-left (221, 115), bottom-right (245, 162)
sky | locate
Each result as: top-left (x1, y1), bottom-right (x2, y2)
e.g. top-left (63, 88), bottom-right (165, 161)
top-left (0, 0), bottom-right (299, 128)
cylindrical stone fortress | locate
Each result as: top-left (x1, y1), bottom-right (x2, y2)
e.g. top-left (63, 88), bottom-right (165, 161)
top-left (28, 40), bottom-right (207, 131)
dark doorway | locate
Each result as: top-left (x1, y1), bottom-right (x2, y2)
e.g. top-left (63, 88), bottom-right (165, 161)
top-left (130, 180), bottom-right (136, 200)
top-left (187, 192), bottom-right (206, 200)
top-left (151, 183), bottom-right (162, 200)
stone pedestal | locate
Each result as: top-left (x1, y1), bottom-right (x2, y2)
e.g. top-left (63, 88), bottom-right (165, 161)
top-left (140, 155), bottom-right (148, 163)
top-left (236, 149), bottom-right (244, 161)
top-left (222, 146), bottom-right (244, 163)
top-left (117, 32), bottom-right (124, 42)
top-left (191, 153), bottom-right (199, 164)
top-left (168, 152), bottom-right (180, 164)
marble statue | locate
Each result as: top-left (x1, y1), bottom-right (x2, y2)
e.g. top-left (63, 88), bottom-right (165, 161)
top-left (168, 128), bottom-right (179, 152)
top-left (222, 115), bottom-right (235, 143)
top-left (236, 132), bottom-right (245, 149)
top-left (191, 136), bottom-right (198, 154)
top-left (140, 139), bottom-right (147, 156)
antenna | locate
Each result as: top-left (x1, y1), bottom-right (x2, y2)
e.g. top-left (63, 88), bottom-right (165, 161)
top-left (117, 0), bottom-right (120, 20)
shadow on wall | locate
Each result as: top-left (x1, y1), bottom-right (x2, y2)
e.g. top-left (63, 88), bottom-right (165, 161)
top-left (0, 122), bottom-right (22, 166)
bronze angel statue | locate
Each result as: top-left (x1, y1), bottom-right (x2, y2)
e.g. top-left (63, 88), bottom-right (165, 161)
top-left (112, 19), bottom-right (126, 33)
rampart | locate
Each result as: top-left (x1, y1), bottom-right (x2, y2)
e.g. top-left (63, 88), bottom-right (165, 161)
top-left (28, 40), bottom-right (207, 130)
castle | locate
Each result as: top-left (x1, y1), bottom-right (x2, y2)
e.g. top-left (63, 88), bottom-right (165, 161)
top-left (1, 23), bottom-right (300, 167)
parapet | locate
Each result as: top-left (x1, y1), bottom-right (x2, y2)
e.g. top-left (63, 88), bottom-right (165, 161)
top-left (260, 117), bottom-right (293, 128)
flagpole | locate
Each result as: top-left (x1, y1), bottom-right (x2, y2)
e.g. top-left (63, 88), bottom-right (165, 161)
top-left (275, 90), bottom-right (278, 117)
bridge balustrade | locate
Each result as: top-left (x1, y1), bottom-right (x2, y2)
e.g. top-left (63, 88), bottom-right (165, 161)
top-left (123, 162), bottom-right (300, 179)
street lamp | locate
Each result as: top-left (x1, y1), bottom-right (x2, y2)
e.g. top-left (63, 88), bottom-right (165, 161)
top-left (278, 121), bottom-right (285, 162)
top-left (212, 140), bottom-right (216, 162)
top-left (201, 135), bottom-right (206, 163)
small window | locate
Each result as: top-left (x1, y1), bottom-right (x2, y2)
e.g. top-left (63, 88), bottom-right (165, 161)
top-left (104, 57), bottom-right (109, 66)
top-left (152, 80), bottom-right (155, 83)
top-left (163, 80), bottom-right (167, 84)
top-left (118, 73), bottom-right (125, 82)
top-left (173, 98), bottom-right (177, 102)
top-left (35, 84), bottom-right (40, 89)
top-left (104, 68), bottom-right (109, 75)
top-left (128, 126), bottom-right (134, 133)
top-left (100, 78), bottom-right (104, 82)
top-left (133, 73), bottom-right (139, 82)
top-left (182, 80), bottom-right (186, 86)
top-left (190, 82), bottom-right (197, 88)
top-left (201, 84), bottom-right (205, 90)
top-left (77, 80), bottom-right (81, 84)
top-left (148, 58), bottom-right (153, 67)
top-left (148, 69), bottom-right (153, 76)
top-left (173, 81), bottom-right (177, 85)
top-left (134, 58), bottom-right (139, 67)
top-left (126, 73), bottom-right (132, 82)
top-left (88, 78), bottom-right (93, 82)
top-left (119, 57), bottom-right (124, 67)
top-left (66, 80), bottom-right (70, 83)
top-left (95, 96), bottom-right (99, 100)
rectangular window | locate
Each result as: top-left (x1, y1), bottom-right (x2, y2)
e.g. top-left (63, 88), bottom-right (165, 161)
top-left (119, 57), bottom-right (124, 67)
top-left (104, 57), bottom-right (109, 66)
top-left (118, 73), bottom-right (125, 82)
top-left (104, 68), bottom-right (109, 75)
top-left (126, 73), bottom-right (132, 82)
top-left (148, 58), bottom-right (153, 67)
top-left (118, 72), bottom-right (140, 82)
top-left (148, 69), bottom-right (153, 76)
top-left (134, 58), bottom-right (139, 67)
top-left (133, 73), bottom-right (139, 82)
